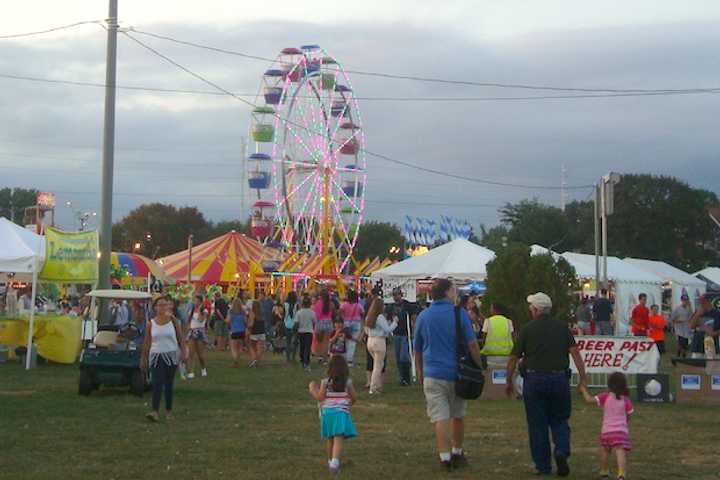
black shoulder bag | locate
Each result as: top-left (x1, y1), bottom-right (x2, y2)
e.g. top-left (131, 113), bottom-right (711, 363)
top-left (454, 306), bottom-right (485, 400)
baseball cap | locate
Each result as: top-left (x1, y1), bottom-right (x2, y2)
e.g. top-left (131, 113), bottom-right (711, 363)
top-left (527, 292), bottom-right (553, 309)
top-left (681, 293), bottom-right (689, 300)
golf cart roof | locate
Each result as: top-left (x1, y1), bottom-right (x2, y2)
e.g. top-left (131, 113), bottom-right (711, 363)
top-left (87, 289), bottom-right (153, 300)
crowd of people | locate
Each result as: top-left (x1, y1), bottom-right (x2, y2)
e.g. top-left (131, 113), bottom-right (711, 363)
top-left (572, 289), bottom-right (720, 358)
top-left (29, 278), bottom-right (715, 478)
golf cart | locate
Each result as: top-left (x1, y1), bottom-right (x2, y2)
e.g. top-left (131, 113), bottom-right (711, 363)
top-left (78, 289), bottom-right (151, 396)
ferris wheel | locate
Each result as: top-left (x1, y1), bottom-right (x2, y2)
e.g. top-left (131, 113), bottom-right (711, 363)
top-left (247, 45), bottom-right (367, 274)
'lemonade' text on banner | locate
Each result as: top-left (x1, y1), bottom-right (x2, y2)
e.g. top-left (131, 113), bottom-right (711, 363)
top-left (570, 336), bottom-right (659, 374)
top-left (39, 228), bottom-right (98, 283)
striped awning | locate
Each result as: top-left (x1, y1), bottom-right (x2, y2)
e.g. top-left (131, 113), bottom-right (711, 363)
top-left (111, 252), bottom-right (170, 285)
top-left (158, 231), bottom-right (281, 284)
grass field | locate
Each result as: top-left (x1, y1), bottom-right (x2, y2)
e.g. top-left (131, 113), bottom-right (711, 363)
top-left (1, 342), bottom-right (719, 480)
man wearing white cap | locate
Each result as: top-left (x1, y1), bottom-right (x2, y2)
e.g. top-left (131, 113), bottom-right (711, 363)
top-left (506, 292), bottom-right (587, 477)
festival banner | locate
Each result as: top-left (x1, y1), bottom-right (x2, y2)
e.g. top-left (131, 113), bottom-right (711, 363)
top-left (39, 228), bottom-right (98, 283)
top-left (569, 336), bottom-right (659, 374)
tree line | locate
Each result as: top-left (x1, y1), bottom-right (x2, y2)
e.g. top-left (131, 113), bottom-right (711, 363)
top-left (2, 174), bottom-right (718, 267)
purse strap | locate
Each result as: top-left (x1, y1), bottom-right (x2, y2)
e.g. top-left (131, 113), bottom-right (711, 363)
top-left (454, 306), bottom-right (465, 361)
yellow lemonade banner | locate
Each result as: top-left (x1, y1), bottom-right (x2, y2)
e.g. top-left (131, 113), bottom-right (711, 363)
top-left (40, 228), bottom-right (98, 283)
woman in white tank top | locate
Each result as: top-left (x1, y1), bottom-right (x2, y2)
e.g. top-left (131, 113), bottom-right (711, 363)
top-left (142, 295), bottom-right (185, 422)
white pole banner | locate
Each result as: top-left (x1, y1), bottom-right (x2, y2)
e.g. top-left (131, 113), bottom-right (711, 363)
top-left (570, 336), bottom-right (659, 374)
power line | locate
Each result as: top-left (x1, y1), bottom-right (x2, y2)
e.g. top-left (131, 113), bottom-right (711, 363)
top-left (47, 188), bottom-right (502, 208)
top-left (120, 32), bottom-right (594, 192)
top-left (129, 28), bottom-right (720, 94)
top-left (5, 72), bottom-right (720, 101)
top-left (5, 21), bottom-right (720, 95)
top-left (0, 20), bottom-right (102, 39)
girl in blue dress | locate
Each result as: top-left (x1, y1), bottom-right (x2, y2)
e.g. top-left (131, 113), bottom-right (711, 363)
top-left (308, 354), bottom-right (358, 475)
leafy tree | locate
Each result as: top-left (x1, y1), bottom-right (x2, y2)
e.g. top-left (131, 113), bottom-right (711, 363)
top-left (479, 224), bottom-right (510, 252)
top-left (607, 174), bottom-right (719, 271)
top-left (112, 203), bottom-right (211, 258)
top-left (499, 199), bottom-right (572, 251)
top-left (0, 187), bottom-right (39, 224)
top-left (203, 219), bottom-right (251, 241)
top-left (483, 243), bottom-right (576, 328)
top-left (353, 221), bottom-right (403, 261)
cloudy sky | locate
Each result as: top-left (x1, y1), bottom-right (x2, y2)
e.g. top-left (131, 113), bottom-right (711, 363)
top-left (2, 0), bottom-right (720, 234)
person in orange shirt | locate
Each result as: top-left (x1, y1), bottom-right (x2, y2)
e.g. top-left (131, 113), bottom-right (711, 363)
top-left (648, 304), bottom-right (667, 355)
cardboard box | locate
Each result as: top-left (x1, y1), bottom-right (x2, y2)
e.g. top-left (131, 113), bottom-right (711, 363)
top-left (674, 360), bottom-right (720, 405)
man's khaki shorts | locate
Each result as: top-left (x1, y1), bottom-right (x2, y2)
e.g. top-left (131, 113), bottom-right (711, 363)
top-left (423, 377), bottom-right (467, 423)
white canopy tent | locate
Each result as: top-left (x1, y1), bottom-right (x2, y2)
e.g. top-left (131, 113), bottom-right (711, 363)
top-left (370, 238), bottom-right (496, 302)
top-left (530, 244), bottom-right (560, 260)
top-left (624, 257), bottom-right (706, 310)
top-left (560, 252), bottom-right (663, 335)
top-left (0, 217), bottom-right (46, 369)
top-left (694, 267), bottom-right (720, 290)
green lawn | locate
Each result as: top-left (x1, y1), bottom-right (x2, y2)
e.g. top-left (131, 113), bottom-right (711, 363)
top-left (0, 344), bottom-right (718, 480)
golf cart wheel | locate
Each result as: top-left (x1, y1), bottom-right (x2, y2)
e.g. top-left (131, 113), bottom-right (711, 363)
top-left (130, 369), bottom-right (145, 397)
top-left (78, 369), bottom-right (93, 396)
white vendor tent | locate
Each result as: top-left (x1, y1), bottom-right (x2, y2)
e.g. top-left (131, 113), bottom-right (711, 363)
top-left (370, 238), bottom-right (495, 302)
top-left (561, 252), bottom-right (663, 335)
top-left (0, 217), bottom-right (46, 369)
top-left (694, 267), bottom-right (720, 290)
top-left (530, 244), bottom-right (560, 260)
top-left (624, 257), bottom-right (706, 310)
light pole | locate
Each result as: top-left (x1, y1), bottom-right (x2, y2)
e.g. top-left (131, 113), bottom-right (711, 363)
top-left (98, 0), bottom-right (118, 321)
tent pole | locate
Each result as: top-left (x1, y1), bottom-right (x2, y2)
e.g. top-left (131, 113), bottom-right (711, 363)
top-left (25, 268), bottom-right (38, 370)
top-left (406, 314), bottom-right (416, 382)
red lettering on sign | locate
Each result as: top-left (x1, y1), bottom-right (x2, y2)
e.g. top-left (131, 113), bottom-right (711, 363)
top-left (620, 341), bottom-right (638, 352)
top-left (577, 340), bottom-right (586, 349)
top-left (612, 354), bottom-right (623, 367)
top-left (586, 340), bottom-right (595, 350)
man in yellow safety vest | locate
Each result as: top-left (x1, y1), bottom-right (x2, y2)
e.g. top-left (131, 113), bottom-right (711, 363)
top-left (480, 303), bottom-right (515, 356)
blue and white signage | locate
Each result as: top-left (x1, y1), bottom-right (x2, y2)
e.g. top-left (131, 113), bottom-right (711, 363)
top-left (491, 370), bottom-right (507, 385)
top-left (681, 374), bottom-right (701, 391)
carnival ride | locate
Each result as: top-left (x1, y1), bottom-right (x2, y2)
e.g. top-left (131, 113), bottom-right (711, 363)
top-left (247, 45), bottom-right (367, 283)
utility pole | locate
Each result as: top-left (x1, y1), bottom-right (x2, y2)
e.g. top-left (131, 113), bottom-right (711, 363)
top-left (560, 164), bottom-right (568, 212)
top-left (240, 136), bottom-right (247, 221)
top-left (9, 187), bottom-right (14, 223)
top-left (98, 0), bottom-right (118, 321)
top-left (594, 173), bottom-right (621, 292)
top-left (594, 184), bottom-right (600, 297)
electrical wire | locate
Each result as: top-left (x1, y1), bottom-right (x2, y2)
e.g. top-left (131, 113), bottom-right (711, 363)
top-left (5, 72), bottom-right (720, 101)
top-left (120, 31), bottom-right (593, 191)
top-left (0, 20), bottom-right (102, 39)
top-left (4, 21), bottom-right (720, 94)
top-left (129, 28), bottom-right (720, 94)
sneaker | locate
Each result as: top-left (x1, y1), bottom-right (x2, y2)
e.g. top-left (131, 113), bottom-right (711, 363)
top-left (187, 372), bottom-right (195, 379)
top-left (165, 412), bottom-right (174, 421)
top-left (440, 460), bottom-right (453, 472)
top-left (554, 453), bottom-right (570, 477)
top-left (201, 368), bottom-right (207, 377)
top-left (304, 366), bottom-right (311, 373)
top-left (451, 452), bottom-right (468, 469)
top-left (248, 360), bottom-right (258, 368)
top-left (400, 380), bottom-right (410, 387)
top-left (348, 362), bottom-right (354, 368)
top-left (616, 477), bottom-right (625, 480)
top-left (145, 411), bottom-right (159, 422)
top-left (599, 475), bottom-right (610, 480)
top-left (329, 465), bottom-right (340, 475)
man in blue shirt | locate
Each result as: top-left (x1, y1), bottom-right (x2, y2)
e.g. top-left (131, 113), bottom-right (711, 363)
top-left (259, 291), bottom-right (275, 337)
top-left (414, 278), bottom-right (483, 471)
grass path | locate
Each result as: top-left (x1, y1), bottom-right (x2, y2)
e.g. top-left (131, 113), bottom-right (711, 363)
top-left (1, 345), bottom-right (719, 479)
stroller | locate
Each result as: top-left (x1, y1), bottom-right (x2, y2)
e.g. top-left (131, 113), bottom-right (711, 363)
top-left (266, 322), bottom-right (287, 355)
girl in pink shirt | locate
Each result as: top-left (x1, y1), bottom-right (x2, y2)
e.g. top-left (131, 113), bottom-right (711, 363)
top-left (580, 372), bottom-right (633, 480)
